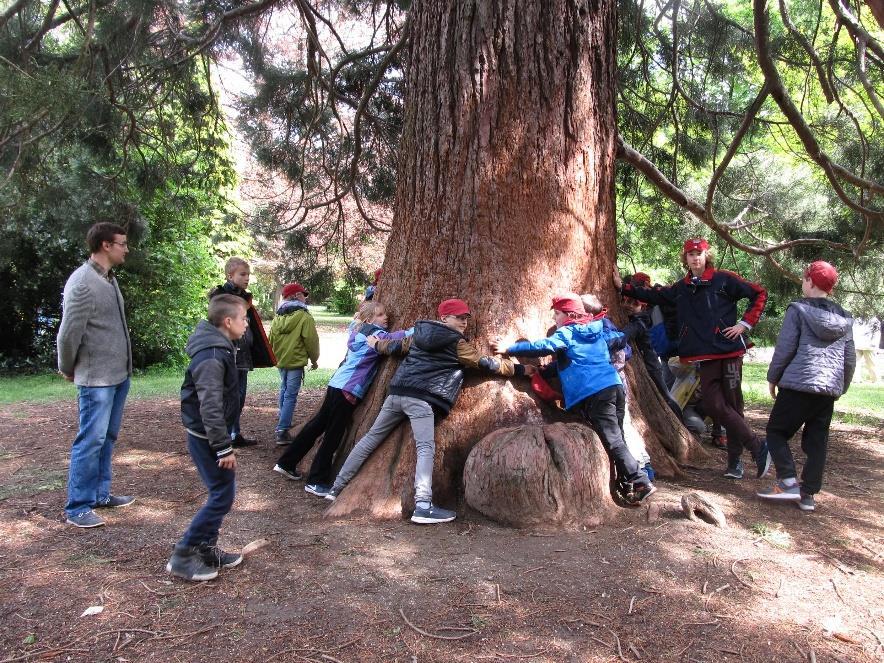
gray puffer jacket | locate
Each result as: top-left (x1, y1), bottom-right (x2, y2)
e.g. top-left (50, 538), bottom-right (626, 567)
top-left (767, 298), bottom-right (855, 398)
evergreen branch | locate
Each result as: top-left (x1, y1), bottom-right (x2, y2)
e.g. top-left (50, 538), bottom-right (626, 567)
top-left (616, 136), bottom-right (857, 256)
top-left (0, 0), bottom-right (29, 32)
top-left (753, 0), bottom-right (884, 215)
top-left (777, 0), bottom-right (834, 103)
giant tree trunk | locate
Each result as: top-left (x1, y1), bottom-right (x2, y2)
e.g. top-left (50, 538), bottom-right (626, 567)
top-left (325, 0), bottom-right (703, 521)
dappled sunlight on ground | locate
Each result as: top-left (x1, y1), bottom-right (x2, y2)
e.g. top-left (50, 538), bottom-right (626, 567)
top-left (0, 390), bottom-right (882, 662)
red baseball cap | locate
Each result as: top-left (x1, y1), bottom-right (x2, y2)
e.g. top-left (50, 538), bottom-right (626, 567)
top-left (683, 238), bottom-right (709, 252)
top-left (438, 298), bottom-right (471, 317)
top-left (804, 261), bottom-right (838, 293)
top-left (551, 293), bottom-right (586, 315)
top-left (282, 282), bottom-right (308, 298)
top-left (631, 272), bottom-right (651, 286)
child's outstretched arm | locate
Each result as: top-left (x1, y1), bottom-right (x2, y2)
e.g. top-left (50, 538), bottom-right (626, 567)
top-left (369, 332), bottom-right (414, 356)
top-left (456, 340), bottom-right (533, 376)
top-left (614, 267), bottom-right (676, 306)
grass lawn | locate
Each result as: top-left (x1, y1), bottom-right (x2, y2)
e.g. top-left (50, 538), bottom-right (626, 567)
top-left (740, 362), bottom-right (882, 424)
top-left (0, 366), bottom-right (334, 405)
top-left (307, 304), bottom-right (354, 327)
top-left (2, 356), bottom-right (881, 424)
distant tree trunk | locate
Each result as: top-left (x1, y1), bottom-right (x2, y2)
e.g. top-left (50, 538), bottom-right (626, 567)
top-left (324, 0), bottom-right (704, 521)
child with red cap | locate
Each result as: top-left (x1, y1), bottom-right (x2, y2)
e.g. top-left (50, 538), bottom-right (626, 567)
top-left (757, 261), bottom-right (855, 512)
top-left (269, 283), bottom-right (319, 443)
top-left (325, 298), bottom-right (533, 524)
top-left (496, 293), bottom-right (657, 505)
top-left (614, 238), bottom-right (771, 481)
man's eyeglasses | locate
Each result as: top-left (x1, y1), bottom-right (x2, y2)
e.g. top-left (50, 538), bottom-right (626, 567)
top-left (109, 241), bottom-right (129, 248)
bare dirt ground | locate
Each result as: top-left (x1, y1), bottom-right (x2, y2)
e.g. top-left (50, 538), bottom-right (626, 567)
top-left (0, 391), bottom-right (882, 663)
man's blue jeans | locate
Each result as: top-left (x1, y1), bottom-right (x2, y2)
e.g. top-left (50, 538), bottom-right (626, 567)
top-left (180, 432), bottom-right (236, 546)
top-left (276, 367), bottom-right (304, 432)
top-left (65, 378), bottom-right (130, 518)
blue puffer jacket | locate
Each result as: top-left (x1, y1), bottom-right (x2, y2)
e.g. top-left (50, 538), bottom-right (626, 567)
top-left (506, 320), bottom-right (623, 410)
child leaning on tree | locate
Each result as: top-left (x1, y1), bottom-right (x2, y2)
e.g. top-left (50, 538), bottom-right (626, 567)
top-left (757, 261), bottom-right (855, 513)
top-left (494, 293), bottom-right (657, 506)
top-left (324, 298), bottom-right (534, 525)
top-left (167, 294), bottom-right (250, 582)
top-left (272, 300), bottom-right (412, 496)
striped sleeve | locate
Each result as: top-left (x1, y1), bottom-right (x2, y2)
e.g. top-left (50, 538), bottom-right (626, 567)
top-left (719, 270), bottom-right (767, 328)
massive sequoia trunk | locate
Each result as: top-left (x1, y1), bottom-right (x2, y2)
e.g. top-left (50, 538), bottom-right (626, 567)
top-left (324, 0), bottom-right (704, 521)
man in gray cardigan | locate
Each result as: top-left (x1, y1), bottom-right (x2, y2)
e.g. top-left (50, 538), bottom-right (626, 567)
top-left (57, 222), bottom-right (135, 528)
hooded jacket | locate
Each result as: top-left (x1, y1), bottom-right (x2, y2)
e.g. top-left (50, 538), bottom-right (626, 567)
top-left (506, 319), bottom-right (623, 410)
top-left (208, 282), bottom-right (277, 369)
top-left (269, 299), bottom-right (320, 368)
top-left (328, 322), bottom-right (412, 400)
top-left (622, 268), bottom-right (767, 362)
top-left (377, 320), bottom-right (525, 414)
top-left (180, 320), bottom-right (239, 457)
top-left (767, 298), bottom-right (855, 398)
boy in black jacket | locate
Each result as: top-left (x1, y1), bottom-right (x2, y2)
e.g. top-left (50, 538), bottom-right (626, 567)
top-left (167, 295), bottom-right (248, 582)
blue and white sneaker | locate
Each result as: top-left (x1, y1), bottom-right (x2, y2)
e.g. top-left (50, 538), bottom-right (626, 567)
top-left (95, 495), bottom-right (135, 508)
top-left (754, 439), bottom-right (772, 478)
top-left (324, 486), bottom-right (341, 501)
top-left (798, 493), bottom-right (815, 512)
top-left (66, 510), bottom-right (105, 528)
top-left (723, 460), bottom-right (744, 479)
top-left (411, 503), bottom-right (456, 524)
top-left (304, 483), bottom-right (331, 497)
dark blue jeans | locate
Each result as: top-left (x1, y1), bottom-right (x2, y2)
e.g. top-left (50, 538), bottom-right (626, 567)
top-left (65, 378), bottom-right (130, 517)
top-left (180, 432), bottom-right (236, 546)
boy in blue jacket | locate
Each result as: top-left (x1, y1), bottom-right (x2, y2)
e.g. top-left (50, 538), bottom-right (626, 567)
top-left (273, 301), bottom-right (411, 496)
top-left (167, 295), bottom-right (248, 582)
top-left (496, 294), bottom-right (656, 505)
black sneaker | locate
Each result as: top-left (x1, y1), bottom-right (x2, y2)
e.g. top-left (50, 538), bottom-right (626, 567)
top-left (275, 431), bottom-right (294, 446)
top-left (324, 486), bottom-right (341, 501)
top-left (630, 482), bottom-right (657, 505)
top-left (166, 544), bottom-right (218, 581)
top-left (304, 483), bottom-right (331, 497)
top-left (798, 493), bottom-right (815, 512)
top-left (232, 434), bottom-right (258, 448)
top-left (65, 510), bottom-right (105, 528)
top-left (95, 495), bottom-right (136, 508)
top-left (723, 459), bottom-right (744, 479)
top-left (753, 439), bottom-right (772, 478)
top-left (198, 542), bottom-right (243, 569)
top-left (411, 503), bottom-right (457, 524)
top-left (273, 464), bottom-right (302, 481)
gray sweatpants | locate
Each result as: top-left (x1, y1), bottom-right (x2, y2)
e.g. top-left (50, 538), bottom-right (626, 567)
top-left (331, 394), bottom-right (436, 503)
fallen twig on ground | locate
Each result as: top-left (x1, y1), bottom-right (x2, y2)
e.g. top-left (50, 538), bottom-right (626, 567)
top-left (399, 608), bottom-right (477, 641)
top-left (730, 558), bottom-right (753, 588)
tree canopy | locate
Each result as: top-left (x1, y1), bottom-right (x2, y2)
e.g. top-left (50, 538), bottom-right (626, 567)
top-left (1, 0), bottom-right (882, 366)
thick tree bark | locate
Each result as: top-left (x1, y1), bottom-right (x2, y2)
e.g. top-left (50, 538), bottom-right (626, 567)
top-left (322, 0), bottom-right (702, 521)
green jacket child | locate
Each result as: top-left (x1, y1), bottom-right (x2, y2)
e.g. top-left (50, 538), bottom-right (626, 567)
top-left (269, 283), bottom-right (320, 440)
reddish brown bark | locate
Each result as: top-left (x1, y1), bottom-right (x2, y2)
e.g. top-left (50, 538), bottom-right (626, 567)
top-left (321, 0), bottom-right (702, 522)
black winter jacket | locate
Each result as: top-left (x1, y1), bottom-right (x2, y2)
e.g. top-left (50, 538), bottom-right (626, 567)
top-left (622, 268), bottom-right (767, 362)
top-left (180, 320), bottom-right (239, 457)
top-left (388, 321), bottom-right (466, 413)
